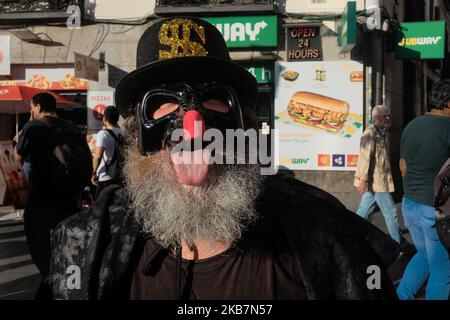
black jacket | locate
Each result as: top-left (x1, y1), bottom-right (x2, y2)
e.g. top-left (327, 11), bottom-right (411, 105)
top-left (45, 173), bottom-right (400, 299)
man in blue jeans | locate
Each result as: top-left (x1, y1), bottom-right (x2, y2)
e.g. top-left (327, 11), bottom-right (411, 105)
top-left (398, 79), bottom-right (450, 300)
top-left (354, 105), bottom-right (408, 248)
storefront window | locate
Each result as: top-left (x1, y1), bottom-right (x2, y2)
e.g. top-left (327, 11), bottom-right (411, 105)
top-left (256, 85), bottom-right (273, 127)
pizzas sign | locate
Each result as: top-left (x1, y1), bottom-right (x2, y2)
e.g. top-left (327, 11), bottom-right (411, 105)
top-left (87, 91), bottom-right (114, 131)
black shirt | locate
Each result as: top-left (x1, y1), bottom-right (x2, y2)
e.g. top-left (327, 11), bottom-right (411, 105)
top-left (130, 234), bottom-right (306, 300)
top-left (401, 114), bottom-right (450, 206)
top-left (16, 118), bottom-right (57, 200)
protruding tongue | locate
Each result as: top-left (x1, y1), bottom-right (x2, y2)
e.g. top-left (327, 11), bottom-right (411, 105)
top-left (172, 149), bottom-right (211, 185)
top-left (171, 110), bottom-right (209, 186)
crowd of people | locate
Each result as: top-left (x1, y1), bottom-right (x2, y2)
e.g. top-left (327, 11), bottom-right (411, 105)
top-left (7, 16), bottom-right (449, 300)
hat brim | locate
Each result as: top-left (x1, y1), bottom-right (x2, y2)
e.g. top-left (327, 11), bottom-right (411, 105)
top-left (115, 56), bottom-right (258, 118)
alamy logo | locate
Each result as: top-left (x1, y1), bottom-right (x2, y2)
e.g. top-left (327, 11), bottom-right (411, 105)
top-left (66, 5), bottom-right (81, 29)
top-left (366, 265), bottom-right (381, 290)
top-left (66, 265), bottom-right (81, 290)
top-left (213, 21), bottom-right (268, 42)
top-left (169, 122), bottom-right (279, 176)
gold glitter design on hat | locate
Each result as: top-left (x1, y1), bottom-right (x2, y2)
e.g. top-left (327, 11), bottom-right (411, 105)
top-left (158, 18), bottom-right (208, 60)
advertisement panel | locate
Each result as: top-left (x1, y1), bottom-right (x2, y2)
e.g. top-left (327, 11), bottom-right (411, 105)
top-left (87, 91), bottom-right (114, 131)
top-left (274, 61), bottom-right (364, 171)
top-left (395, 21), bottom-right (446, 60)
top-left (0, 35), bottom-right (10, 76)
top-left (203, 15), bottom-right (278, 48)
top-left (0, 67), bottom-right (88, 90)
top-left (0, 141), bottom-right (29, 208)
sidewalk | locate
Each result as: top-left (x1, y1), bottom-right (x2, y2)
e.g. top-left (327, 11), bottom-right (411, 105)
top-left (364, 202), bottom-right (427, 299)
top-left (0, 206), bottom-right (24, 223)
top-left (0, 206), bottom-right (40, 300)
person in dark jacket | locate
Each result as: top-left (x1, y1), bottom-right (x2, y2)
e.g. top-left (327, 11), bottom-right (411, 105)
top-left (14, 93), bottom-right (86, 298)
top-left (45, 17), bottom-right (400, 300)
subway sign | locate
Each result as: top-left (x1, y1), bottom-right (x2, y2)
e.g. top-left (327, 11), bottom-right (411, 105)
top-left (395, 21), bottom-right (446, 60)
top-left (240, 62), bottom-right (274, 84)
top-left (203, 16), bottom-right (278, 48)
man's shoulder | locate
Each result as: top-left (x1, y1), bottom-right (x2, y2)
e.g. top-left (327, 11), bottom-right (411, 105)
top-left (53, 185), bottom-right (129, 237)
top-left (95, 129), bottom-right (111, 146)
top-left (259, 173), bottom-right (400, 266)
top-left (48, 185), bottom-right (141, 299)
top-left (110, 127), bottom-right (124, 135)
top-left (362, 125), bottom-right (376, 137)
top-left (96, 129), bottom-right (108, 139)
top-left (22, 119), bottom-right (48, 132)
top-left (18, 121), bottom-right (52, 148)
top-left (261, 173), bottom-right (345, 209)
top-left (259, 173), bottom-right (348, 230)
top-left (105, 128), bottom-right (125, 141)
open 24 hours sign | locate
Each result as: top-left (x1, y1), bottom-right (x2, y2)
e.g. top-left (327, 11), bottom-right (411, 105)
top-left (274, 61), bottom-right (364, 171)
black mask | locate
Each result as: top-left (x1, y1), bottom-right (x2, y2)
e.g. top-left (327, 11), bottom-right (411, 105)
top-left (137, 82), bottom-right (244, 155)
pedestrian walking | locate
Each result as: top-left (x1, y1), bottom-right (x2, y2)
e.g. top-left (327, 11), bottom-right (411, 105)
top-left (354, 105), bottom-right (408, 249)
top-left (14, 93), bottom-right (92, 294)
top-left (397, 79), bottom-right (450, 300)
top-left (91, 105), bottom-right (125, 198)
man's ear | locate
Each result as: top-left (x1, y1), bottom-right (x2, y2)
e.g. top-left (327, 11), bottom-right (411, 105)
top-left (36, 104), bottom-right (42, 113)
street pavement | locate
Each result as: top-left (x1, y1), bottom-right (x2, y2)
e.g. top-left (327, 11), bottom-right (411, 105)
top-left (0, 202), bottom-right (422, 300)
top-left (0, 211), bottom-right (40, 300)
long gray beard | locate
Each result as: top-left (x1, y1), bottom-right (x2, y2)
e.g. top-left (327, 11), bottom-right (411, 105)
top-left (123, 147), bottom-right (262, 248)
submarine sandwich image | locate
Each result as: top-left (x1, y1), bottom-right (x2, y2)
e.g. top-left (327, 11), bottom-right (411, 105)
top-left (350, 71), bottom-right (363, 82)
top-left (287, 91), bottom-right (350, 132)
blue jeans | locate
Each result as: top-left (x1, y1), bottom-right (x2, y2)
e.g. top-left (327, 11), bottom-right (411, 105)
top-left (397, 197), bottom-right (450, 300)
top-left (23, 161), bottom-right (32, 185)
top-left (356, 191), bottom-right (407, 247)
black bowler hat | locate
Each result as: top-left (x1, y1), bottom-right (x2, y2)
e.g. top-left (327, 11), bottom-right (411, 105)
top-left (115, 17), bottom-right (258, 118)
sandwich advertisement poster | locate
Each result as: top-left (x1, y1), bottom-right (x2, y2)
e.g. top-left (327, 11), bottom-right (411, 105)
top-left (274, 60), bottom-right (363, 171)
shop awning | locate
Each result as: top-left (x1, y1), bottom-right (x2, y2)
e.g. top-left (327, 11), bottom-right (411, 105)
top-left (0, 85), bottom-right (75, 114)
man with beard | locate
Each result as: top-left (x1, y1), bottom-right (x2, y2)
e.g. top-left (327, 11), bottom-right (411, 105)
top-left (44, 17), bottom-right (400, 300)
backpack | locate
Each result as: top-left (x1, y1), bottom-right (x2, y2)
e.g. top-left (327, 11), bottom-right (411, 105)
top-left (102, 129), bottom-right (125, 184)
top-left (40, 117), bottom-right (93, 197)
top-left (434, 157), bottom-right (450, 252)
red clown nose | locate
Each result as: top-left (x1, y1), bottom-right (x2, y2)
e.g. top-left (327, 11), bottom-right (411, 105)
top-left (183, 110), bottom-right (205, 141)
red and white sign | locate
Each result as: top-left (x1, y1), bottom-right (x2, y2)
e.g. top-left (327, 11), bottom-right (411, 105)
top-left (88, 91), bottom-right (114, 131)
top-left (0, 36), bottom-right (11, 76)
